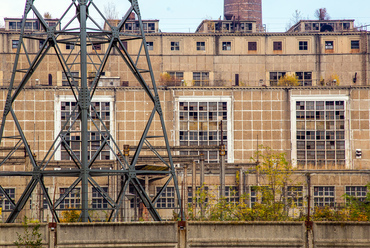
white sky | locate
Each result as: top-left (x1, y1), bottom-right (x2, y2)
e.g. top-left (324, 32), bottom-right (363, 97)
top-left (1, 0), bottom-right (370, 32)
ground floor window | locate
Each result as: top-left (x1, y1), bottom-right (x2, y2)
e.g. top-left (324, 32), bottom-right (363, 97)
top-left (314, 186), bottom-right (335, 207)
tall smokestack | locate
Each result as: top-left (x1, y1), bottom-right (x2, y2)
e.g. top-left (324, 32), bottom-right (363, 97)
top-left (224, 0), bottom-right (262, 30)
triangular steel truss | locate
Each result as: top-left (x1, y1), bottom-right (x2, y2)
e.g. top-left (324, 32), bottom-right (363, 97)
top-left (0, 0), bottom-right (181, 222)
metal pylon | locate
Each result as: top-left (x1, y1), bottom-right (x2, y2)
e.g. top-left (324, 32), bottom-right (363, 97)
top-left (0, 0), bottom-right (181, 222)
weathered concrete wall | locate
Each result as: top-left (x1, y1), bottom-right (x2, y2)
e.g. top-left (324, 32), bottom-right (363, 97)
top-left (0, 223), bottom-right (49, 247)
top-left (1, 222), bottom-right (370, 248)
top-left (313, 222), bottom-right (370, 248)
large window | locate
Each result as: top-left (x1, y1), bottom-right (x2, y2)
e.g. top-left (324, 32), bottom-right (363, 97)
top-left (178, 97), bottom-right (232, 163)
top-left (55, 95), bottom-right (113, 161)
top-left (188, 186), bottom-right (209, 207)
top-left (314, 186), bottom-right (335, 207)
top-left (296, 72), bottom-right (312, 86)
top-left (0, 188), bottom-right (15, 211)
top-left (287, 186), bottom-right (303, 207)
top-left (269, 72), bottom-right (286, 86)
top-left (193, 72), bottom-right (209, 86)
top-left (156, 187), bottom-right (175, 208)
top-left (291, 96), bottom-right (348, 168)
top-left (345, 186), bottom-right (367, 202)
top-left (59, 187), bottom-right (80, 209)
top-left (62, 71), bottom-right (79, 86)
top-left (224, 186), bottom-right (239, 203)
top-left (92, 187), bottom-right (109, 209)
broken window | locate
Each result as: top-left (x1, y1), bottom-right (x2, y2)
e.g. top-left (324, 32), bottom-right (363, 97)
top-left (171, 41), bottom-right (180, 51)
top-left (325, 41), bottom-right (334, 50)
top-left (196, 41), bottom-right (205, 51)
top-left (146, 41), bottom-right (153, 50)
top-left (222, 42), bottom-right (231, 51)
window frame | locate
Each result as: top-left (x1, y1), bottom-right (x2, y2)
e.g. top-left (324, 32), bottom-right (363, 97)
top-left (290, 95), bottom-right (349, 168)
top-left (146, 41), bottom-right (153, 51)
top-left (313, 186), bottom-right (335, 207)
top-left (54, 95), bottom-right (115, 160)
top-left (273, 41), bottom-right (282, 51)
top-left (299, 41), bottom-right (308, 51)
top-left (171, 41), bottom-right (180, 51)
top-left (351, 40), bottom-right (360, 50)
top-left (196, 41), bottom-right (205, 51)
top-left (248, 41), bottom-right (257, 51)
top-left (12, 40), bottom-right (19, 49)
top-left (0, 188), bottom-right (15, 211)
top-left (325, 41), bottom-right (334, 50)
top-left (222, 41), bottom-right (231, 51)
top-left (156, 186), bottom-right (175, 208)
top-left (176, 96), bottom-right (234, 163)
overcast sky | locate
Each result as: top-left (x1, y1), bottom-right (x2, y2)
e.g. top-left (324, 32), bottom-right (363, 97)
top-left (1, 0), bottom-right (370, 32)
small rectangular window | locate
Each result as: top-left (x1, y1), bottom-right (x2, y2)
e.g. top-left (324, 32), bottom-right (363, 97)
top-left (222, 42), bottom-right (231, 51)
top-left (196, 41), bottom-right (205, 51)
top-left (248, 42), bottom-right (257, 51)
top-left (93, 44), bottom-right (101, 50)
top-left (171, 41), bottom-right (179, 51)
top-left (299, 41), bottom-right (308, 51)
top-left (146, 41), bottom-right (153, 50)
top-left (351, 40), bottom-right (360, 50)
top-left (273, 41), bottom-right (282, 51)
top-left (12, 40), bottom-right (19, 49)
top-left (325, 41), bottom-right (334, 50)
top-left (66, 43), bottom-right (74, 50)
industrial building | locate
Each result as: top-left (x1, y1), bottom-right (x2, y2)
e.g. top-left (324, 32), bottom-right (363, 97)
top-left (0, 0), bottom-right (369, 222)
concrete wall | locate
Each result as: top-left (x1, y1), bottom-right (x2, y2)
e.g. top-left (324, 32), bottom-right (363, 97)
top-left (1, 222), bottom-right (370, 248)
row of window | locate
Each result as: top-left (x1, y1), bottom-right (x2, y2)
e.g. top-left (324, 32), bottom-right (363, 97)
top-left (154, 185), bottom-right (368, 209)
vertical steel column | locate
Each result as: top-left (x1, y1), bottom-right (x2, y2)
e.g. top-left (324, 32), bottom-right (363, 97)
top-left (219, 145), bottom-right (226, 198)
top-left (79, 0), bottom-right (89, 222)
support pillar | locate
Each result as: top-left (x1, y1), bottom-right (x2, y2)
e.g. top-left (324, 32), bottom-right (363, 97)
top-left (219, 145), bottom-right (225, 198)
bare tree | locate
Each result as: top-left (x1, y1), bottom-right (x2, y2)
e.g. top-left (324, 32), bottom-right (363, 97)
top-left (315, 8), bottom-right (330, 21)
top-left (286, 10), bottom-right (303, 31)
top-left (104, 2), bottom-right (119, 21)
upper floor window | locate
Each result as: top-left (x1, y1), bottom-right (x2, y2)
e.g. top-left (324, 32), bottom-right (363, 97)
top-left (222, 42), bottom-right (231, 51)
top-left (351, 40), bottom-right (360, 50)
top-left (269, 72), bottom-right (286, 86)
top-left (168, 71), bottom-right (184, 86)
top-left (296, 72), bottom-right (312, 86)
top-left (193, 72), bottom-right (209, 86)
top-left (325, 41), bottom-right (334, 50)
top-left (248, 42), bottom-right (257, 51)
top-left (66, 43), bottom-right (74, 50)
top-left (93, 44), bottom-right (101, 50)
top-left (299, 41), bottom-right (308, 51)
top-left (12, 40), bottom-right (19, 49)
top-left (146, 41), bottom-right (153, 50)
top-left (62, 71), bottom-right (79, 86)
top-left (171, 41), bottom-right (179, 51)
top-left (196, 41), bottom-right (205, 51)
top-left (273, 41), bottom-right (282, 51)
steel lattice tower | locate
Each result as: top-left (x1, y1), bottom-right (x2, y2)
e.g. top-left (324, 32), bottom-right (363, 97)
top-left (0, 0), bottom-right (181, 222)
